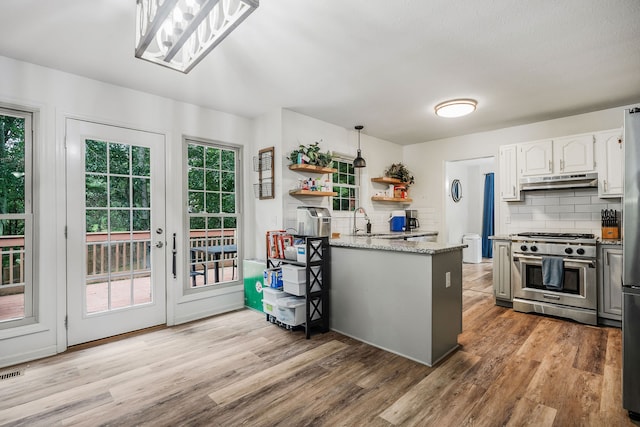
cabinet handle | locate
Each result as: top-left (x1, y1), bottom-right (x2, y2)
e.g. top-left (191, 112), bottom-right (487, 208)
top-left (560, 159), bottom-right (564, 171)
top-left (604, 180), bottom-right (608, 192)
top-left (512, 185), bottom-right (515, 195)
top-left (548, 160), bottom-right (552, 172)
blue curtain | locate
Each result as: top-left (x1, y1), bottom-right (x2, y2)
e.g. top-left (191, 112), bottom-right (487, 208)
top-left (481, 173), bottom-right (495, 258)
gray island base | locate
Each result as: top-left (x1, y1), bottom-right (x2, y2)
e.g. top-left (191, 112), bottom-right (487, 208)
top-left (330, 236), bottom-right (465, 367)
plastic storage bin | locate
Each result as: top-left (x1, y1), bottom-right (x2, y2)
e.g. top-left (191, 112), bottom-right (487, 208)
top-left (283, 280), bottom-right (305, 296)
top-left (275, 296), bottom-right (306, 326)
top-left (282, 265), bottom-right (305, 283)
top-left (462, 233), bottom-right (482, 264)
top-left (295, 240), bottom-right (323, 263)
top-left (262, 287), bottom-right (288, 304)
top-left (263, 287), bottom-right (288, 317)
top-left (263, 300), bottom-right (277, 316)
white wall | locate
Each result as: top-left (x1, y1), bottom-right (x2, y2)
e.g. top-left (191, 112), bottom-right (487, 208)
top-left (503, 188), bottom-right (621, 236)
top-left (0, 55), bottom-right (252, 367)
top-left (445, 157), bottom-right (495, 244)
top-left (403, 105), bottom-right (635, 239)
top-left (250, 109), bottom-right (404, 259)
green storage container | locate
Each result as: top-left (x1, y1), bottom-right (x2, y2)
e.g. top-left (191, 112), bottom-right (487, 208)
top-left (243, 259), bottom-right (266, 312)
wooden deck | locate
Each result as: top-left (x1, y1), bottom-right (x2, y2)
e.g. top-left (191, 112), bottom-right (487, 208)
top-left (0, 266), bottom-right (237, 321)
top-left (0, 261), bottom-right (636, 426)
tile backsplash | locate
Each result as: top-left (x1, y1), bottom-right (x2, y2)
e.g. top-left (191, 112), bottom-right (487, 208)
top-left (502, 188), bottom-right (621, 238)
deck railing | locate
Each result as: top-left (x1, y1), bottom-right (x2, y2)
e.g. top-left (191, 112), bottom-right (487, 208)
top-left (1, 235), bottom-right (25, 289)
top-left (1, 230), bottom-right (237, 288)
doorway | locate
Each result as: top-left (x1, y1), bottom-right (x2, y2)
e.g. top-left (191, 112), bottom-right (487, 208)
top-left (444, 156), bottom-right (495, 246)
top-left (65, 119), bottom-right (166, 346)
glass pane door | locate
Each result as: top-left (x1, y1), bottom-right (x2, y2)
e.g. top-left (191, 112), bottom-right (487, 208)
top-left (66, 119), bottom-right (166, 346)
top-left (84, 140), bottom-right (153, 313)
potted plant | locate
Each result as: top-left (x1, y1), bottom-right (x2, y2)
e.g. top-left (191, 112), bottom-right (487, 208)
top-left (384, 162), bottom-right (414, 188)
top-left (288, 141), bottom-right (333, 167)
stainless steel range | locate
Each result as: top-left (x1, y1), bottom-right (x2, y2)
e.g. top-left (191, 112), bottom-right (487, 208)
top-left (511, 232), bottom-right (597, 325)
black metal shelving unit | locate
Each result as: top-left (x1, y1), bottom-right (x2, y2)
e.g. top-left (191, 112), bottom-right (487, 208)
top-left (266, 236), bottom-right (330, 339)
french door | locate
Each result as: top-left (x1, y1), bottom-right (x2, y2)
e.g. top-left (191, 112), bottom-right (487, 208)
top-left (66, 119), bottom-right (166, 346)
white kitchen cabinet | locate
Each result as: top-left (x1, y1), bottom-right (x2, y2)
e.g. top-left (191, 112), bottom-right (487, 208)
top-left (492, 238), bottom-right (512, 306)
top-left (552, 133), bottom-right (595, 174)
top-left (499, 144), bottom-right (521, 201)
top-left (518, 139), bottom-right (553, 176)
top-left (598, 244), bottom-right (622, 324)
top-left (518, 134), bottom-right (595, 178)
top-left (596, 128), bottom-right (624, 198)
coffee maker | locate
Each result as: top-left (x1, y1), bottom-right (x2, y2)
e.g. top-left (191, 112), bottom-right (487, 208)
top-left (405, 209), bottom-right (419, 230)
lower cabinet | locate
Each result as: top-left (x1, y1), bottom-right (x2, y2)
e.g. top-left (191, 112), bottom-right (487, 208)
top-left (492, 239), bottom-right (512, 307)
top-left (598, 244), bottom-right (622, 324)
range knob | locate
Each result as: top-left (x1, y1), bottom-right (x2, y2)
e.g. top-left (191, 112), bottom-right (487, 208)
top-left (565, 247), bottom-right (573, 254)
top-left (531, 246), bottom-right (538, 252)
top-left (576, 248), bottom-right (585, 255)
top-left (520, 245), bottom-right (528, 251)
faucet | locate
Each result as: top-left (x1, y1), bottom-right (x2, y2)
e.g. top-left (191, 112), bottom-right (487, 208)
top-left (352, 206), bottom-right (370, 234)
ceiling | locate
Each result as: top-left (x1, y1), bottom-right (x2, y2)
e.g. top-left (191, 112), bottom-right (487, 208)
top-left (1, 0), bottom-right (639, 145)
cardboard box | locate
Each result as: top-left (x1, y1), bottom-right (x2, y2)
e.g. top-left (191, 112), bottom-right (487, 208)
top-left (263, 267), bottom-right (283, 289)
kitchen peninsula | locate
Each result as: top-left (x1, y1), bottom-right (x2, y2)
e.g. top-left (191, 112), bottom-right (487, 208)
top-left (330, 236), bottom-right (465, 366)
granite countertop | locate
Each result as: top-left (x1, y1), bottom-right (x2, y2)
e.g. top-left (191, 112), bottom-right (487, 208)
top-left (341, 230), bottom-right (438, 239)
top-left (599, 239), bottom-right (623, 246)
top-left (489, 235), bottom-right (511, 240)
top-left (330, 235), bottom-right (466, 255)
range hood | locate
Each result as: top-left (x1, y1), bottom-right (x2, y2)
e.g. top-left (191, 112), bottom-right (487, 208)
top-left (520, 172), bottom-right (598, 191)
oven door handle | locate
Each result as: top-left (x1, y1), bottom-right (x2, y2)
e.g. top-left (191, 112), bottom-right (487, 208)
top-left (513, 254), bottom-right (595, 267)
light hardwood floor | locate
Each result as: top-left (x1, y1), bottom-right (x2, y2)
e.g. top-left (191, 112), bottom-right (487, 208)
top-left (0, 261), bottom-right (637, 426)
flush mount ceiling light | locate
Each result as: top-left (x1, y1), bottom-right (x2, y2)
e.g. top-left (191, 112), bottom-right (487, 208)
top-left (135, 0), bottom-right (259, 73)
top-left (434, 99), bottom-right (477, 118)
top-left (353, 125), bottom-right (366, 168)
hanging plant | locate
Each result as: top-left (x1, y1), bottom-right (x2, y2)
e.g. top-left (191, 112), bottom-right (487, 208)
top-left (287, 140), bottom-right (333, 167)
top-left (384, 162), bottom-right (415, 188)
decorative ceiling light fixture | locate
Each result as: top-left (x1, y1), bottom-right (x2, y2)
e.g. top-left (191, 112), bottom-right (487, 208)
top-left (135, 0), bottom-right (259, 73)
top-left (434, 99), bottom-right (478, 118)
top-left (353, 125), bottom-right (366, 168)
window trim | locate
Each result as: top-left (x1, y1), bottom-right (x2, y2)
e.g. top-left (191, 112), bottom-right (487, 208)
top-left (0, 106), bottom-right (36, 329)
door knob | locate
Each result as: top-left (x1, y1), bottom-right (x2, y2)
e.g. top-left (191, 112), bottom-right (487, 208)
top-left (155, 241), bottom-right (164, 248)
top-left (156, 228), bottom-right (163, 234)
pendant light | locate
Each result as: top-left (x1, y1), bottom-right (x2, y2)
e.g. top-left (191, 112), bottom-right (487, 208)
top-left (353, 125), bottom-right (366, 168)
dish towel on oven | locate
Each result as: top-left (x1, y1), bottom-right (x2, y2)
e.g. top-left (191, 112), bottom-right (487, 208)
top-left (542, 256), bottom-right (564, 290)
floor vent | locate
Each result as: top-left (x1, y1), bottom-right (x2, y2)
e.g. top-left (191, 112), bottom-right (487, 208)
top-left (0, 368), bottom-right (24, 380)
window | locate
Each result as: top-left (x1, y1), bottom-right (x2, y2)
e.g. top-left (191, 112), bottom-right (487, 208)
top-left (0, 108), bottom-right (33, 326)
top-left (332, 156), bottom-right (359, 211)
top-left (186, 139), bottom-right (240, 289)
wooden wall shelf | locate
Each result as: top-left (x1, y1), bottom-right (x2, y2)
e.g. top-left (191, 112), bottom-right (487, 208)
top-left (290, 190), bottom-right (338, 197)
top-left (371, 196), bottom-right (413, 203)
top-left (289, 164), bottom-right (337, 174)
top-left (371, 177), bottom-right (409, 185)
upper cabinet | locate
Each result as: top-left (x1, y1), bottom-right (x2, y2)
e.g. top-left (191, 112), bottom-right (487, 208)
top-left (518, 135), bottom-right (595, 177)
top-left (518, 139), bottom-right (553, 176)
top-left (499, 144), bottom-right (521, 201)
top-left (500, 129), bottom-right (610, 202)
top-left (552, 134), bottom-right (595, 174)
top-left (596, 128), bottom-right (624, 198)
